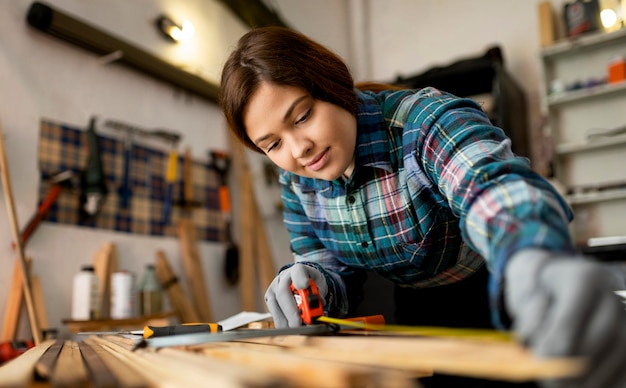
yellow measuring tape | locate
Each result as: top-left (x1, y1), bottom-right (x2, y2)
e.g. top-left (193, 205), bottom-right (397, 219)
top-left (317, 316), bottom-right (514, 342)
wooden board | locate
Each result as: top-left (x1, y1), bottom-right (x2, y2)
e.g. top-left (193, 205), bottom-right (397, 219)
top-left (155, 250), bottom-right (200, 323)
top-left (177, 218), bottom-right (213, 322)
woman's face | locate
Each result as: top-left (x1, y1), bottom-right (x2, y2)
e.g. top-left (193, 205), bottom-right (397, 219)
top-left (243, 82), bottom-right (357, 181)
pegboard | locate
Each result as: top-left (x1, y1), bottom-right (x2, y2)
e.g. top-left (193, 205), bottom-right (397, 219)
top-left (36, 119), bottom-right (225, 241)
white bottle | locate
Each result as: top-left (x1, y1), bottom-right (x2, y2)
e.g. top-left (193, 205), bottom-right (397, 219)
top-left (71, 265), bottom-right (100, 320)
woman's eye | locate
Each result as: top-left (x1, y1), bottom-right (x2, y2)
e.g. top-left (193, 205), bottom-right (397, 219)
top-left (295, 109), bottom-right (311, 125)
top-left (266, 140), bottom-right (280, 153)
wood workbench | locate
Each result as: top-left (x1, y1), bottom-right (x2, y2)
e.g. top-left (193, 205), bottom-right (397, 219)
top-left (0, 329), bottom-right (584, 388)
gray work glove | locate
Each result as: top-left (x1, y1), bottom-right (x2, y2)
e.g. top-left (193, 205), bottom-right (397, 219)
top-left (264, 263), bottom-right (328, 328)
top-left (505, 248), bottom-right (626, 388)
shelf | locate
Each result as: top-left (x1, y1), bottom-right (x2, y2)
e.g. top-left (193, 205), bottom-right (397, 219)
top-left (555, 132), bottom-right (626, 155)
top-left (566, 188), bottom-right (626, 205)
top-left (541, 28), bottom-right (626, 60)
top-left (547, 81), bottom-right (626, 106)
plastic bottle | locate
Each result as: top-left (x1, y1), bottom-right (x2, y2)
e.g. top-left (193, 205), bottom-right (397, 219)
top-left (71, 265), bottom-right (100, 320)
top-left (138, 264), bottom-right (162, 316)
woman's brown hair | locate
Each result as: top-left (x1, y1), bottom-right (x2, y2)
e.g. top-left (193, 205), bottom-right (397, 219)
top-left (219, 27), bottom-right (357, 153)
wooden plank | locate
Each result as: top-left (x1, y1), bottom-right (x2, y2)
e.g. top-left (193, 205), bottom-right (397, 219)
top-left (154, 250), bottom-right (200, 323)
top-left (253, 203), bottom-right (276, 294)
top-left (0, 339), bottom-right (55, 388)
top-left (78, 341), bottom-right (120, 388)
top-left (1, 257), bottom-right (31, 341)
top-left (240, 335), bottom-right (585, 382)
top-left (83, 337), bottom-right (148, 388)
top-left (197, 339), bottom-right (432, 380)
top-left (49, 340), bottom-right (89, 387)
top-left (177, 218), bottom-right (213, 322)
top-left (30, 275), bottom-right (48, 333)
top-left (195, 341), bottom-right (407, 388)
top-left (93, 242), bottom-right (118, 319)
top-left (229, 135), bottom-right (256, 311)
top-left (91, 336), bottom-right (276, 388)
top-left (34, 339), bottom-right (63, 380)
top-left (0, 120), bottom-right (42, 345)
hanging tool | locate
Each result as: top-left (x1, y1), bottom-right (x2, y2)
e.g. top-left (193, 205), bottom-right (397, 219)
top-left (162, 141), bottom-right (178, 225)
top-left (118, 128), bottom-right (133, 209)
top-left (209, 150), bottom-right (239, 286)
top-left (15, 170), bottom-right (75, 248)
top-left (79, 116), bottom-right (108, 221)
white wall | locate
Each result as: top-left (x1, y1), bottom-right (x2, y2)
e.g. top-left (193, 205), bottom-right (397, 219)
top-left (0, 0), bottom-right (250, 339)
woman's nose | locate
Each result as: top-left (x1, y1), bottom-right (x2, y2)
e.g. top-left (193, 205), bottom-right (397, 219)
top-left (290, 136), bottom-right (313, 159)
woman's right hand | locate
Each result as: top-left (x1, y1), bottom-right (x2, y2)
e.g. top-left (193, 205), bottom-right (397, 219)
top-left (264, 263), bottom-right (328, 328)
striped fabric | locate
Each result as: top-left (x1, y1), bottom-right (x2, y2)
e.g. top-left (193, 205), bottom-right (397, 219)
top-left (279, 87), bottom-right (574, 322)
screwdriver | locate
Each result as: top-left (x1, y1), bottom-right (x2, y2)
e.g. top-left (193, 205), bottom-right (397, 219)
top-left (143, 323), bottom-right (222, 338)
top-left (79, 323), bottom-right (222, 339)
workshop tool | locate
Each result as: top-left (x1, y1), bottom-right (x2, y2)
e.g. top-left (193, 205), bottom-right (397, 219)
top-left (176, 147), bottom-right (202, 214)
top-left (79, 323), bottom-right (222, 339)
top-left (16, 170), bottom-right (74, 248)
top-left (155, 250), bottom-right (200, 323)
top-left (118, 128), bottom-right (133, 209)
top-left (79, 116), bottom-right (108, 221)
top-left (0, 340), bottom-right (35, 365)
top-left (291, 279), bottom-right (325, 325)
top-left (139, 323), bottom-right (337, 349)
top-left (209, 150), bottom-right (239, 286)
top-left (162, 143), bottom-right (178, 225)
top-left (0, 118), bottom-right (42, 345)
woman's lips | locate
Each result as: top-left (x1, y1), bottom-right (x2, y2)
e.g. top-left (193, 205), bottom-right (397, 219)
top-left (305, 148), bottom-right (329, 171)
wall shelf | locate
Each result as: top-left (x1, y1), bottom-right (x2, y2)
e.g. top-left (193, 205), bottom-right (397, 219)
top-left (542, 28), bottom-right (626, 60)
top-left (555, 132), bottom-right (626, 155)
top-left (547, 81), bottom-right (626, 107)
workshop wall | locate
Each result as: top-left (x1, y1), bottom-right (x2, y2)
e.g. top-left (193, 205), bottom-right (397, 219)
top-left (0, 0), bottom-right (248, 339)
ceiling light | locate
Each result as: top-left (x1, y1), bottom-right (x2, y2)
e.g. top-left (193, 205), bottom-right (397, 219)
top-left (155, 15), bottom-right (194, 43)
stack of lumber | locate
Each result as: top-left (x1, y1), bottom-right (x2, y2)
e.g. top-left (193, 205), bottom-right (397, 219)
top-left (0, 331), bottom-right (584, 387)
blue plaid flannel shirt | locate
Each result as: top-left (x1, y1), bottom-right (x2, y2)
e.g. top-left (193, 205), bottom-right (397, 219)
top-left (278, 87), bottom-right (574, 326)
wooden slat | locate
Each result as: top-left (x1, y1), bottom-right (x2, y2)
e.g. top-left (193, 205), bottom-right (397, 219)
top-left (30, 275), bottom-right (48, 332)
top-left (229, 134), bottom-right (257, 311)
top-left (49, 340), bottom-right (89, 387)
top-left (1, 257), bottom-right (31, 341)
top-left (197, 339), bottom-right (432, 379)
top-left (195, 341), bottom-right (402, 388)
top-left (0, 121), bottom-right (42, 345)
top-left (0, 339), bottom-right (55, 388)
top-left (93, 242), bottom-right (118, 319)
top-left (240, 335), bottom-right (586, 382)
top-left (83, 337), bottom-right (148, 388)
top-left (34, 339), bottom-right (63, 380)
top-left (91, 335), bottom-right (276, 388)
top-left (253, 203), bottom-right (276, 294)
top-left (177, 218), bottom-right (213, 322)
top-left (155, 250), bottom-right (200, 323)
top-left (78, 341), bottom-right (120, 388)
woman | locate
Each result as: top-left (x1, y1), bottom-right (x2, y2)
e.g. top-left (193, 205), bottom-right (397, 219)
top-left (220, 26), bottom-right (626, 387)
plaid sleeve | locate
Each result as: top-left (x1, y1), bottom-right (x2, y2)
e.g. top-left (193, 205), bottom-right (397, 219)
top-left (403, 87), bottom-right (574, 325)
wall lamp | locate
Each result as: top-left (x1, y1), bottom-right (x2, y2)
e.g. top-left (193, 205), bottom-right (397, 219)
top-left (25, 2), bottom-right (218, 103)
top-left (155, 15), bottom-right (195, 43)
